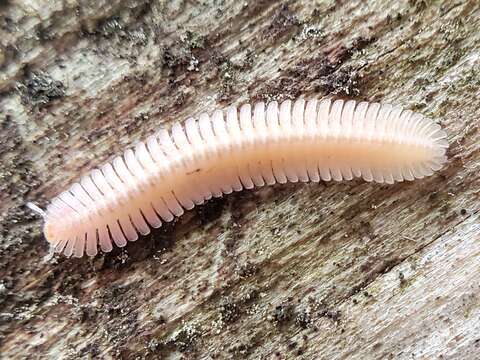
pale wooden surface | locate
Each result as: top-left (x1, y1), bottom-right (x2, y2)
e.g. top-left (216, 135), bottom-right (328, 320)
top-left (0, 0), bottom-right (479, 359)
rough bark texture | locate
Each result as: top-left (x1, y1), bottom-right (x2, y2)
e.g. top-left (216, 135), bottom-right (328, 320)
top-left (0, 0), bottom-right (479, 359)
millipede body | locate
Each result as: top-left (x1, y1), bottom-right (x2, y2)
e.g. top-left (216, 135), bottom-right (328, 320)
top-left (39, 97), bottom-right (448, 257)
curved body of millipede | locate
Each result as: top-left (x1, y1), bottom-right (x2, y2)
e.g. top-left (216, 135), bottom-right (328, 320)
top-left (34, 97), bottom-right (448, 257)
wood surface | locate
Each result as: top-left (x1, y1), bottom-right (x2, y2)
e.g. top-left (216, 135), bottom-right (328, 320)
top-left (0, 0), bottom-right (479, 359)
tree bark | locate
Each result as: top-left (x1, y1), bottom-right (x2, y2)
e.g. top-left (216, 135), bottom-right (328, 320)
top-left (0, 0), bottom-right (479, 359)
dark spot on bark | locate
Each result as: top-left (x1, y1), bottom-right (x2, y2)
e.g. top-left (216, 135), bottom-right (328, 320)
top-left (79, 305), bottom-right (98, 323)
top-left (88, 284), bottom-right (140, 346)
top-left (263, 4), bottom-right (300, 42)
top-left (0, 44), bottom-right (18, 69)
top-left (273, 300), bottom-right (294, 324)
top-left (35, 23), bottom-right (56, 42)
top-left (181, 30), bottom-right (207, 50)
top-left (295, 309), bottom-right (312, 329)
top-left (102, 248), bottom-right (133, 269)
top-left (320, 308), bottom-right (341, 322)
top-left (408, 0), bottom-right (428, 11)
top-left (219, 297), bottom-right (240, 324)
top-left (108, 220), bottom-right (177, 264)
top-left (1, 114), bottom-right (12, 130)
top-left (168, 322), bottom-right (201, 353)
top-left (253, 49), bottom-right (362, 101)
top-left (124, 111), bottom-right (150, 134)
top-left (81, 342), bottom-right (101, 357)
top-left (17, 71), bottom-right (65, 109)
top-left (237, 261), bottom-right (258, 278)
top-left (287, 341), bottom-right (297, 350)
top-left (318, 66), bottom-right (360, 96)
top-left (347, 35), bottom-right (375, 56)
top-left (156, 314), bottom-right (167, 325)
top-left (227, 336), bottom-right (258, 357)
top-left (160, 29), bottom-right (210, 76)
top-left (295, 310), bottom-right (312, 329)
top-left (217, 59), bottom-right (237, 101)
top-left (196, 197), bottom-right (226, 225)
top-left (163, 46), bottom-right (190, 69)
top-left (428, 192), bottom-right (438, 201)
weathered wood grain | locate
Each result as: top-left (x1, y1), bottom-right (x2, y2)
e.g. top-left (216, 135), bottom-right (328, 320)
top-left (0, 0), bottom-right (479, 359)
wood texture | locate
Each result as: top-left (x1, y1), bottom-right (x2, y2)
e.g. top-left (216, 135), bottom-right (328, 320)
top-left (0, 0), bottom-right (479, 359)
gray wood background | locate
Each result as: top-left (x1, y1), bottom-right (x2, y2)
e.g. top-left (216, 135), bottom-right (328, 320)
top-left (0, 0), bottom-right (479, 359)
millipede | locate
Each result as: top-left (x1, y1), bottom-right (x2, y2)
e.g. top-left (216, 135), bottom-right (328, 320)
top-left (30, 97), bottom-right (448, 258)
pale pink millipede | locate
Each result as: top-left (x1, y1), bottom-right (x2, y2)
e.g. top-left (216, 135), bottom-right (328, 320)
top-left (33, 97), bottom-right (448, 258)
